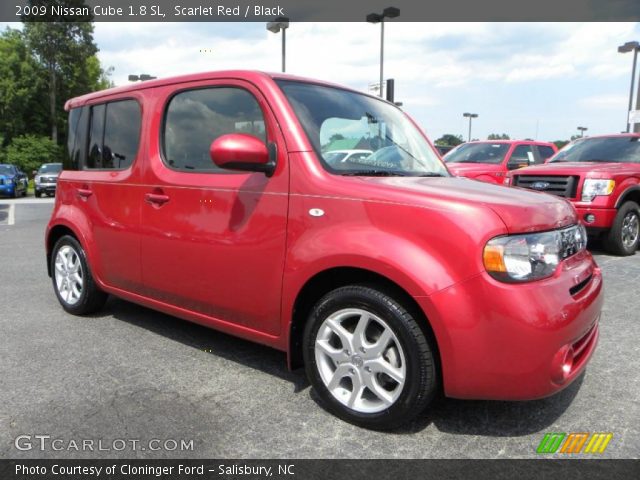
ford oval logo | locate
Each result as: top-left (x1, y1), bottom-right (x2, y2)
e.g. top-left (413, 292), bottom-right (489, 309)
top-left (530, 181), bottom-right (550, 190)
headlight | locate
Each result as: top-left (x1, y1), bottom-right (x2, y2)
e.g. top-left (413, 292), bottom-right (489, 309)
top-left (483, 224), bottom-right (587, 282)
top-left (35, 176), bottom-right (41, 184)
top-left (581, 179), bottom-right (615, 202)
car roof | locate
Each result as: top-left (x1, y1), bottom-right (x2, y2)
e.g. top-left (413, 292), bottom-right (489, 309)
top-left (465, 140), bottom-right (555, 146)
top-left (65, 70), bottom-right (386, 110)
top-left (572, 133), bottom-right (640, 140)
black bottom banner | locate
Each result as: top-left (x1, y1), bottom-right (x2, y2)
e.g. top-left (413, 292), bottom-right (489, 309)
top-left (1, 459), bottom-right (638, 480)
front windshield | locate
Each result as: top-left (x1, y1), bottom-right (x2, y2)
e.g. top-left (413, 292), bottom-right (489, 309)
top-left (444, 143), bottom-right (510, 164)
top-left (38, 163), bottom-right (62, 173)
top-left (0, 165), bottom-right (15, 175)
top-left (276, 80), bottom-right (448, 177)
top-left (550, 136), bottom-right (640, 163)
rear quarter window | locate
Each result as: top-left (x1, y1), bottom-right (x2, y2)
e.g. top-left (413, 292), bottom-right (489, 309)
top-left (85, 99), bottom-right (141, 170)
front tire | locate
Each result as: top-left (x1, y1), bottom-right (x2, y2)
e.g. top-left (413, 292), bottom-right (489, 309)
top-left (51, 235), bottom-right (107, 315)
top-left (303, 285), bottom-right (437, 430)
top-left (604, 201), bottom-right (639, 256)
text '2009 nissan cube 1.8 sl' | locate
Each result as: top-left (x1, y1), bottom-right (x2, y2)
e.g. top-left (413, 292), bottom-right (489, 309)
top-left (47, 71), bottom-right (603, 430)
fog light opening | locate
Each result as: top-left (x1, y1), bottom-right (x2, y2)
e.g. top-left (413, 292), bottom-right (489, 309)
top-left (584, 213), bottom-right (595, 224)
top-left (552, 346), bottom-right (575, 384)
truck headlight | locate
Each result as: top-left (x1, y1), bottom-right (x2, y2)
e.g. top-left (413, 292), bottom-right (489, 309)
top-left (483, 224), bottom-right (587, 282)
top-left (581, 179), bottom-right (615, 202)
top-left (35, 176), bottom-right (41, 184)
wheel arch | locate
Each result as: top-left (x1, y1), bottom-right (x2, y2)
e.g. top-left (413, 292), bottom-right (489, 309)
top-left (614, 186), bottom-right (640, 209)
top-left (46, 224), bottom-right (82, 277)
top-left (287, 266), bottom-right (442, 380)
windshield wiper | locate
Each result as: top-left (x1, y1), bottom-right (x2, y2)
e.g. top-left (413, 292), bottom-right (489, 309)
top-left (415, 172), bottom-right (447, 177)
top-left (341, 170), bottom-right (410, 177)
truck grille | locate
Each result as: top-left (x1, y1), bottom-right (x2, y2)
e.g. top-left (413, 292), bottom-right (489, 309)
top-left (42, 177), bottom-right (57, 183)
top-left (513, 175), bottom-right (579, 198)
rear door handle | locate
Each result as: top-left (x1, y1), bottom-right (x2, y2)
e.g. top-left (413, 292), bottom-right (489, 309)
top-left (76, 188), bottom-right (93, 199)
top-left (145, 193), bottom-right (170, 206)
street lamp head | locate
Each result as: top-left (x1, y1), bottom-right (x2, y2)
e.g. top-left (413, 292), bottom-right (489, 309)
top-left (366, 13), bottom-right (382, 23)
top-left (267, 17), bottom-right (289, 33)
top-left (463, 112), bottom-right (478, 118)
top-left (578, 126), bottom-right (588, 131)
top-left (618, 41), bottom-right (640, 53)
top-left (383, 7), bottom-right (400, 18)
top-left (128, 75), bottom-right (139, 82)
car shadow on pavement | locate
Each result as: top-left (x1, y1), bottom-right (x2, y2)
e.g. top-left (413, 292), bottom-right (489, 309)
top-left (98, 297), bottom-right (310, 394)
top-left (423, 373), bottom-right (584, 437)
top-left (99, 297), bottom-right (584, 437)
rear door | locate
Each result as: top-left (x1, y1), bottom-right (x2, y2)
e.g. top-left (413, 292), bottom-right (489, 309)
top-left (139, 79), bottom-right (289, 336)
top-left (62, 98), bottom-right (144, 291)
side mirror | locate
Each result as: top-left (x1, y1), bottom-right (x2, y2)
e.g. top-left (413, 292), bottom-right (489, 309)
top-left (209, 133), bottom-right (275, 177)
top-left (507, 160), bottom-right (528, 170)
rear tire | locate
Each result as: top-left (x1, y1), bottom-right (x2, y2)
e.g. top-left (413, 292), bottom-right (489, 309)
top-left (303, 285), bottom-right (437, 430)
top-left (604, 201), bottom-right (639, 256)
top-left (51, 235), bottom-right (108, 315)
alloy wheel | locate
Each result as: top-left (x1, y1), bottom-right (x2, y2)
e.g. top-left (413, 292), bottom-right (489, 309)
top-left (54, 245), bottom-right (84, 305)
top-left (621, 210), bottom-right (639, 249)
top-left (314, 308), bottom-right (406, 413)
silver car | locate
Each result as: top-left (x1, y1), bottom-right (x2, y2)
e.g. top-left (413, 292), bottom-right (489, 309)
top-left (34, 163), bottom-right (62, 198)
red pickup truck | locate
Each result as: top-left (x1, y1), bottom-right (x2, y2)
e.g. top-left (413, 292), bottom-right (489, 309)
top-left (445, 140), bottom-right (557, 184)
top-left (509, 134), bottom-right (640, 256)
top-left (46, 71), bottom-right (602, 429)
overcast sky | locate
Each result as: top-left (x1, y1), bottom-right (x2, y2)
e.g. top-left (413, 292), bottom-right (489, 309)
top-left (4, 21), bottom-right (640, 141)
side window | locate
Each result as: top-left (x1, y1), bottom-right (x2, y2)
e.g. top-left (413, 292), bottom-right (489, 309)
top-left (87, 104), bottom-right (105, 168)
top-left (537, 145), bottom-right (556, 162)
top-left (509, 144), bottom-right (534, 167)
top-left (163, 87), bottom-right (266, 172)
top-left (65, 107), bottom-right (84, 170)
top-left (85, 100), bottom-right (141, 170)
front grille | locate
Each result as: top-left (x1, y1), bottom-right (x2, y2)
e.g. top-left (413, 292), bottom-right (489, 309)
top-left (513, 175), bottom-right (579, 198)
top-left (42, 177), bottom-right (57, 183)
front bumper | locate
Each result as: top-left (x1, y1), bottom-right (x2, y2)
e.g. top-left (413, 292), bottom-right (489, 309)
top-left (417, 250), bottom-right (603, 400)
top-left (573, 205), bottom-right (616, 231)
top-left (0, 184), bottom-right (16, 196)
top-left (35, 183), bottom-right (57, 193)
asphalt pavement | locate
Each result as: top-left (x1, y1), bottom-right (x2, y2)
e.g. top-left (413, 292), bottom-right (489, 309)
top-left (0, 200), bottom-right (638, 459)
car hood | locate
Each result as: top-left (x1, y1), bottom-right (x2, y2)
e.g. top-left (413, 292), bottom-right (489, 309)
top-left (0, 174), bottom-right (15, 180)
top-left (447, 163), bottom-right (502, 174)
top-left (352, 176), bottom-right (576, 234)
top-left (516, 161), bottom-right (637, 176)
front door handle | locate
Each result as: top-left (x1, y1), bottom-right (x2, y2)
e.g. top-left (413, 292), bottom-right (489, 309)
top-left (76, 188), bottom-right (93, 199)
top-left (145, 193), bottom-right (170, 206)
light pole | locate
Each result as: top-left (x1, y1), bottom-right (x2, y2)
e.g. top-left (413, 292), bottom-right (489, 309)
top-left (267, 17), bottom-right (289, 73)
top-left (128, 74), bottom-right (156, 81)
top-left (366, 7), bottom-right (400, 98)
top-left (618, 41), bottom-right (640, 133)
top-left (463, 112), bottom-right (478, 142)
top-left (577, 126), bottom-right (588, 137)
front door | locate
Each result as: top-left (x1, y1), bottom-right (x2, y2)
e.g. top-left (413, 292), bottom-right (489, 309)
top-left (140, 80), bottom-right (288, 336)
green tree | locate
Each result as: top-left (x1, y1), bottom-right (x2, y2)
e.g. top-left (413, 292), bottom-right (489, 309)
top-left (0, 28), bottom-right (49, 147)
top-left (5, 134), bottom-right (62, 174)
top-left (434, 134), bottom-right (464, 146)
top-left (553, 140), bottom-right (570, 149)
top-left (487, 133), bottom-right (510, 140)
top-left (23, 0), bottom-right (97, 143)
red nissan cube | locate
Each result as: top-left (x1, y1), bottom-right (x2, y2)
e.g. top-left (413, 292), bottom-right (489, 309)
top-left (46, 71), bottom-right (602, 430)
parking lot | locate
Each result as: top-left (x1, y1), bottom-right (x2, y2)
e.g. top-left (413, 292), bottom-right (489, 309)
top-left (0, 200), bottom-right (638, 459)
